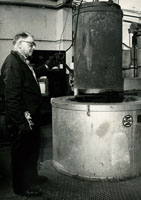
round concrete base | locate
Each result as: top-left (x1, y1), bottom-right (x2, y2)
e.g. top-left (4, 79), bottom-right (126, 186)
top-left (52, 96), bottom-right (141, 180)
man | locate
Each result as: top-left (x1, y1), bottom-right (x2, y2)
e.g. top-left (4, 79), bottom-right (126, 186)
top-left (1, 32), bottom-right (58, 197)
top-left (0, 75), bottom-right (5, 113)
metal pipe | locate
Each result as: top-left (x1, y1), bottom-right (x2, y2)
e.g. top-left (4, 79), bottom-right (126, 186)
top-left (123, 14), bottom-right (141, 19)
top-left (132, 35), bottom-right (137, 77)
top-left (123, 19), bottom-right (135, 24)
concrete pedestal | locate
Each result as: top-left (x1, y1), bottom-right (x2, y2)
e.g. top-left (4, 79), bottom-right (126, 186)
top-left (52, 96), bottom-right (141, 180)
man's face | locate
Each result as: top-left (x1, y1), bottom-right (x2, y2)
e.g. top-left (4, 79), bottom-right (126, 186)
top-left (18, 36), bottom-right (36, 57)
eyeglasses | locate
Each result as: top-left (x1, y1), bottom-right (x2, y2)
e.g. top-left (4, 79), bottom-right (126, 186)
top-left (21, 40), bottom-right (36, 48)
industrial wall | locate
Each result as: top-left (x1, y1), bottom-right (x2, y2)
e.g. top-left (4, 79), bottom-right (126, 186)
top-left (0, 0), bottom-right (72, 71)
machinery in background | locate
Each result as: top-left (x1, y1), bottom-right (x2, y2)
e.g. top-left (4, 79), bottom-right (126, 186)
top-left (30, 50), bottom-right (73, 125)
top-left (129, 22), bottom-right (141, 77)
top-left (123, 22), bottom-right (141, 93)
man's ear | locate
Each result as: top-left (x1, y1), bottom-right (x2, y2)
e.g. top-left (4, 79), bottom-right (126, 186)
top-left (17, 41), bottom-right (22, 49)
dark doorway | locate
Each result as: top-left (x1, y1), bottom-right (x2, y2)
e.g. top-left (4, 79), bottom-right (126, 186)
top-left (31, 50), bottom-right (67, 125)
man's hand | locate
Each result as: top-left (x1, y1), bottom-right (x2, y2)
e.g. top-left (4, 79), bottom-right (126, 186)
top-left (24, 111), bottom-right (34, 130)
top-left (19, 111), bottom-right (34, 135)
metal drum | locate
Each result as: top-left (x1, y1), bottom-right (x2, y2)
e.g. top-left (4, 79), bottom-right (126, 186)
top-left (73, 2), bottom-right (123, 92)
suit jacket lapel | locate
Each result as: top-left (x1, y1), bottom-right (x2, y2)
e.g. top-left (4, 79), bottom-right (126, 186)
top-left (11, 51), bottom-right (41, 92)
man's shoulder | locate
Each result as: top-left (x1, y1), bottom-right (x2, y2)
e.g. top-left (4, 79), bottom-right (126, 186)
top-left (7, 51), bottom-right (20, 59)
top-left (3, 51), bottom-right (24, 67)
top-left (1, 51), bottom-right (24, 75)
top-left (4, 51), bottom-right (17, 62)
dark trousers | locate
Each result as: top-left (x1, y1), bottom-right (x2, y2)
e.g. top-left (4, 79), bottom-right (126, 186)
top-left (11, 126), bottom-right (40, 193)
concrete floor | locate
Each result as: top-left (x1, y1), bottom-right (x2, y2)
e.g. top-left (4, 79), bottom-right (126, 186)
top-left (0, 123), bottom-right (141, 200)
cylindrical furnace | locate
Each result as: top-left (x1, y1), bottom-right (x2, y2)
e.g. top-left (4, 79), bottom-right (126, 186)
top-left (52, 1), bottom-right (141, 180)
top-left (73, 2), bottom-right (123, 93)
top-left (52, 96), bottom-right (141, 180)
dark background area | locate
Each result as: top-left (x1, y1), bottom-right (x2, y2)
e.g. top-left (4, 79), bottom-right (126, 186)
top-left (31, 50), bottom-right (72, 125)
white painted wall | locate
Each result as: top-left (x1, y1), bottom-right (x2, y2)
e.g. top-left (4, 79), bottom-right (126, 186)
top-left (119, 0), bottom-right (141, 11)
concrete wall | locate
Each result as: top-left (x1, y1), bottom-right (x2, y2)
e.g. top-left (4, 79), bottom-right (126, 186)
top-left (0, 0), bottom-right (72, 71)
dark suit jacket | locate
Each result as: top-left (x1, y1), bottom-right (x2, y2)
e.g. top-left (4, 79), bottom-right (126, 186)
top-left (1, 51), bottom-right (49, 127)
top-left (0, 75), bottom-right (5, 113)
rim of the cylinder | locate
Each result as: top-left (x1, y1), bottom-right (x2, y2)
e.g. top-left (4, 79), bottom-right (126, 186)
top-left (74, 2), bottom-right (123, 16)
top-left (76, 1), bottom-right (121, 9)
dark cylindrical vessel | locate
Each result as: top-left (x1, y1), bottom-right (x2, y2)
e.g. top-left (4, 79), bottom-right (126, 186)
top-left (73, 2), bottom-right (123, 92)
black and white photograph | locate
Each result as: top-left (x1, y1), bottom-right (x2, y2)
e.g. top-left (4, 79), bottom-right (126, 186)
top-left (0, 0), bottom-right (141, 199)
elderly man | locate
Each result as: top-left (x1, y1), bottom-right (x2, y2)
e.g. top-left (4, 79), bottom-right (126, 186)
top-left (1, 32), bottom-right (57, 197)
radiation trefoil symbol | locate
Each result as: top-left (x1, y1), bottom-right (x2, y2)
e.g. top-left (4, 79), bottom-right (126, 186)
top-left (122, 115), bottom-right (133, 127)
